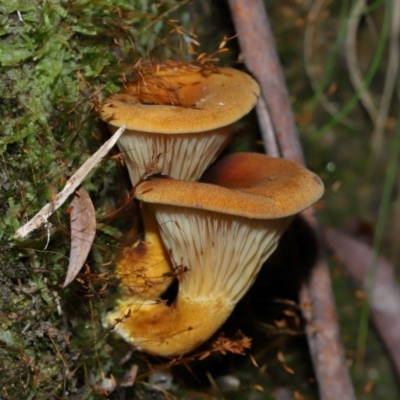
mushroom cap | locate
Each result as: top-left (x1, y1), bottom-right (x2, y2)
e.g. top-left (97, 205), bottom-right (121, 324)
top-left (136, 152), bottom-right (324, 219)
top-left (99, 61), bottom-right (260, 134)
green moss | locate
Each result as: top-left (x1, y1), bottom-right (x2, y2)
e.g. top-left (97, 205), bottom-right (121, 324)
top-left (0, 1), bottom-right (194, 398)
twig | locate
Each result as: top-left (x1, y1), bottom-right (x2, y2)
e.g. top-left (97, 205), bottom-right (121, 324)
top-left (325, 227), bottom-right (400, 378)
top-left (228, 0), bottom-right (304, 165)
top-left (344, 0), bottom-right (398, 163)
top-left (227, 1), bottom-right (356, 399)
top-left (371, 0), bottom-right (400, 160)
top-left (14, 125), bottom-right (126, 240)
top-left (256, 96), bottom-right (280, 157)
top-left (304, 0), bottom-right (358, 128)
top-left (297, 210), bottom-right (356, 400)
top-left (344, 0), bottom-right (378, 125)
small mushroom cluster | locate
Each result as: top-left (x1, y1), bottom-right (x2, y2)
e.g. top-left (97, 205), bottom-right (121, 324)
top-left (100, 61), bottom-right (324, 357)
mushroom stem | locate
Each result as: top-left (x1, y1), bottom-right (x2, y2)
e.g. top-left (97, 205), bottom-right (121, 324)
top-left (106, 204), bottom-right (292, 357)
top-left (149, 205), bottom-right (293, 303)
top-left (105, 294), bottom-right (234, 357)
top-left (116, 207), bottom-right (173, 300)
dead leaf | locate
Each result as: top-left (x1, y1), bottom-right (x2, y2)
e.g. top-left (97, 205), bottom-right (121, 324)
top-left (63, 187), bottom-right (96, 287)
top-left (250, 354), bottom-right (258, 367)
top-left (277, 351), bottom-right (295, 375)
top-left (294, 391), bottom-right (304, 400)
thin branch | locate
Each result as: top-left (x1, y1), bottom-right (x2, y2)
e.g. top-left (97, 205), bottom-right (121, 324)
top-left (371, 0), bottom-right (400, 159)
top-left (14, 125), bottom-right (126, 240)
top-left (344, 0), bottom-right (378, 125)
top-left (228, 0), bottom-right (304, 165)
top-left (304, 0), bottom-right (358, 128)
top-left (227, 1), bottom-right (356, 399)
top-left (256, 96), bottom-right (280, 157)
top-left (325, 227), bottom-right (400, 378)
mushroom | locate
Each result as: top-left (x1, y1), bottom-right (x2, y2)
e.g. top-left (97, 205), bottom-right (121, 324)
top-left (99, 61), bottom-right (260, 185)
top-left (105, 153), bottom-right (324, 356)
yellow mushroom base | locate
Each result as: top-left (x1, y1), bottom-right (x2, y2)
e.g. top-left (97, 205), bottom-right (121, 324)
top-left (115, 209), bottom-right (173, 300)
top-left (104, 294), bottom-right (234, 357)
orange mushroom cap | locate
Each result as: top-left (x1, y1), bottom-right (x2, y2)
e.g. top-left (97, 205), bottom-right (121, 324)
top-left (99, 61), bottom-right (260, 184)
top-left (100, 61), bottom-right (259, 133)
top-left (139, 152), bottom-right (324, 219)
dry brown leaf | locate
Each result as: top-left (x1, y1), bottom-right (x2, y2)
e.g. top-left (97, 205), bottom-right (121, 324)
top-left (277, 351), bottom-right (295, 375)
top-left (250, 354), bottom-right (258, 367)
top-left (363, 380), bottom-right (373, 394)
top-left (294, 391), bottom-right (304, 400)
top-left (282, 363), bottom-right (295, 375)
top-left (63, 187), bottom-right (96, 287)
